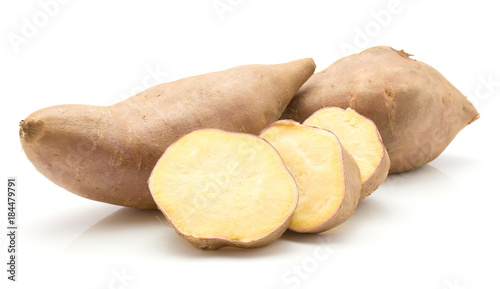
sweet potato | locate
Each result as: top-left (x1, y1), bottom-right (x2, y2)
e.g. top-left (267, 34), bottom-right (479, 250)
top-left (303, 107), bottom-right (389, 200)
top-left (20, 59), bottom-right (316, 209)
top-left (149, 129), bottom-right (299, 250)
top-left (260, 120), bottom-right (361, 233)
top-left (282, 46), bottom-right (479, 173)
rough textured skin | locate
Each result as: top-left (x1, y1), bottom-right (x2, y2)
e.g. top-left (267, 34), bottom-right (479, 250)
top-left (19, 59), bottom-right (316, 209)
top-left (309, 144), bottom-right (361, 233)
top-left (282, 46), bottom-right (480, 173)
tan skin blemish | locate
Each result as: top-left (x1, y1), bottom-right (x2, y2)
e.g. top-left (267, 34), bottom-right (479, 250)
top-left (384, 86), bottom-right (396, 134)
top-left (348, 90), bottom-right (356, 110)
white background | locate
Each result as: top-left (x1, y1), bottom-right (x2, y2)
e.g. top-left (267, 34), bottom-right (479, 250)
top-left (1, 1), bottom-right (499, 288)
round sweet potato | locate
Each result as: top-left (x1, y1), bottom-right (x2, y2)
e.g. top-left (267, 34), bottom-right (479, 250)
top-left (282, 46), bottom-right (479, 173)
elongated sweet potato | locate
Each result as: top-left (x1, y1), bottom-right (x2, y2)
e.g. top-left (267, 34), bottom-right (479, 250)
top-left (282, 46), bottom-right (479, 173)
top-left (260, 120), bottom-right (361, 233)
top-left (149, 129), bottom-right (299, 250)
top-left (20, 59), bottom-right (316, 209)
top-left (303, 107), bottom-right (389, 200)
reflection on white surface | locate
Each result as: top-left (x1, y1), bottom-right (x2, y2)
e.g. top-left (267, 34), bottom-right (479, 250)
top-left (64, 164), bottom-right (459, 260)
top-left (8, 160), bottom-right (500, 289)
top-left (64, 208), bottom-right (168, 259)
top-left (283, 164), bottom-right (461, 242)
top-left (13, 153), bottom-right (497, 289)
top-left (64, 206), bottom-right (297, 259)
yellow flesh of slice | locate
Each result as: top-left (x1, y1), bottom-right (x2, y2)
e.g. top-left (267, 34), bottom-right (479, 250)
top-left (304, 108), bottom-right (383, 184)
top-left (149, 129), bottom-right (297, 242)
top-left (260, 122), bottom-right (345, 232)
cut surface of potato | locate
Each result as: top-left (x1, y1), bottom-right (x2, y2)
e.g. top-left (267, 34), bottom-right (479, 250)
top-left (304, 107), bottom-right (389, 200)
top-left (149, 129), bottom-right (298, 249)
top-left (260, 120), bottom-right (361, 233)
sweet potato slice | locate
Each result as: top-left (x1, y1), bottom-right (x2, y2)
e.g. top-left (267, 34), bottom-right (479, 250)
top-left (148, 129), bottom-right (298, 250)
top-left (303, 107), bottom-right (390, 200)
top-left (260, 120), bottom-right (361, 233)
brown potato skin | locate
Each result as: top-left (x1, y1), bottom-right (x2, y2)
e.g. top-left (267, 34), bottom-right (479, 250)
top-left (282, 46), bottom-right (479, 173)
top-left (19, 59), bottom-right (316, 209)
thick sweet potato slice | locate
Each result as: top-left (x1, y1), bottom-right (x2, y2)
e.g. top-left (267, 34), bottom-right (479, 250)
top-left (148, 129), bottom-right (298, 249)
top-left (304, 107), bottom-right (390, 200)
top-left (260, 120), bottom-right (361, 233)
